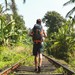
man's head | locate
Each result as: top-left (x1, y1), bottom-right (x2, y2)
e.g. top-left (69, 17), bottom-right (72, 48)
top-left (36, 19), bottom-right (41, 25)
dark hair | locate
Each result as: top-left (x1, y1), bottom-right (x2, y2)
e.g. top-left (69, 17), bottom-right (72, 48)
top-left (36, 19), bottom-right (41, 25)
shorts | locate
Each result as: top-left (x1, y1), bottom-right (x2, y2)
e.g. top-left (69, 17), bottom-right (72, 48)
top-left (33, 42), bottom-right (44, 56)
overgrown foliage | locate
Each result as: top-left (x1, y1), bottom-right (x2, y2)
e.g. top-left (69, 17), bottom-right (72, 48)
top-left (43, 11), bottom-right (75, 69)
top-left (0, 4), bottom-right (28, 46)
top-left (0, 43), bottom-right (33, 69)
top-left (0, 3), bottom-right (33, 70)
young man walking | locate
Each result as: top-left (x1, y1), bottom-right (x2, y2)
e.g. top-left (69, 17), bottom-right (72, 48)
top-left (30, 19), bottom-right (47, 73)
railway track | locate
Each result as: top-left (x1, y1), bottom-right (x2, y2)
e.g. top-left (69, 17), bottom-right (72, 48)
top-left (43, 54), bottom-right (75, 75)
top-left (0, 59), bottom-right (25, 75)
top-left (0, 54), bottom-right (75, 75)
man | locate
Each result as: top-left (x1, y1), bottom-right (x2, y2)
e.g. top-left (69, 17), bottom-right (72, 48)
top-left (30, 19), bottom-right (47, 73)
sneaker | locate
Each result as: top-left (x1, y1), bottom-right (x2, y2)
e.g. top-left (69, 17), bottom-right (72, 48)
top-left (34, 68), bottom-right (38, 72)
top-left (37, 66), bottom-right (41, 73)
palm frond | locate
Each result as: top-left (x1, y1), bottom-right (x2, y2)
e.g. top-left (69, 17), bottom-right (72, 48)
top-left (63, 1), bottom-right (72, 6)
top-left (72, 0), bottom-right (75, 2)
top-left (66, 7), bottom-right (75, 17)
top-left (5, 0), bottom-right (7, 8)
top-left (23, 0), bottom-right (26, 4)
top-left (2, 8), bottom-right (10, 13)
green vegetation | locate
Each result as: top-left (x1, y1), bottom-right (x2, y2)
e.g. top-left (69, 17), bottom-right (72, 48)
top-left (43, 11), bottom-right (75, 71)
top-left (0, 0), bottom-right (75, 73)
top-left (0, 3), bottom-right (33, 70)
top-left (42, 11), bottom-right (65, 35)
top-left (53, 67), bottom-right (64, 73)
top-left (0, 43), bottom-right (34, 69)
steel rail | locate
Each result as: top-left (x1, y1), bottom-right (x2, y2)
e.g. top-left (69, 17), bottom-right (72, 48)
top-left (43, 54), bottom-right (75, 75)
top-left (1, 54), bottom-right (75, 75)
top-left (0, 59), bottom-right (25, 75)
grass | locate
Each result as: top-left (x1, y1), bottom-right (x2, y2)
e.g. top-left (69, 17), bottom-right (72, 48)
top-left (1, 42), bottom-right (75, 74)
top-left (0, 43), bottom-right (34, 69)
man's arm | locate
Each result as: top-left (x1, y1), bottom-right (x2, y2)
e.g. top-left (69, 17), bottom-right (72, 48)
top-left (29, 28), bottom-right (34, 37)
top-left (43, 30), bottom-right (47, 38)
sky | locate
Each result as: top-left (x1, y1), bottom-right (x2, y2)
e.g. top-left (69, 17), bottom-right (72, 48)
top-left (0, 0), bottom-right (75, 29)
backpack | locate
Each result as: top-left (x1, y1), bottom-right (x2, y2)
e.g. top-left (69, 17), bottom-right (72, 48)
top-left (32, 24), bottom-right (43, 42)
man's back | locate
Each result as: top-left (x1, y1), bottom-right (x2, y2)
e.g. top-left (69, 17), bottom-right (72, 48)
top-left (32, 24), bottom-right (43, 43)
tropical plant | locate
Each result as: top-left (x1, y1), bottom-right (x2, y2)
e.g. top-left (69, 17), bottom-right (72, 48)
top-left (0, 1), bottom-right (28, 46)
top-left (45, 20), bottom-right (75, 62)
top-left (0, 14), bottom-right (16, 45)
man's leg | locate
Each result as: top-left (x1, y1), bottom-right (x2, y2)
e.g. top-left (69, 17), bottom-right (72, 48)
top-left (33, 44), bottom-right (38, 71)
top-left (35, 55), bottom-right (38, 70)
top-left (39, 53), bottom-right (42, 67)
top-left (38, 53), bottom-right (42, 72)
top-left (34, 53), bottom-right (43, 72)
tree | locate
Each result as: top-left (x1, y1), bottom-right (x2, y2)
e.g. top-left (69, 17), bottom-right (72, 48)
top-left (11, 0), bottom-right (17, 15)
top-left (63, 0), bottom-right (75, 17)
top-left (42, 11), bottom-right (65, 37)
top-left (4, 0), bottom-right (26, 9)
